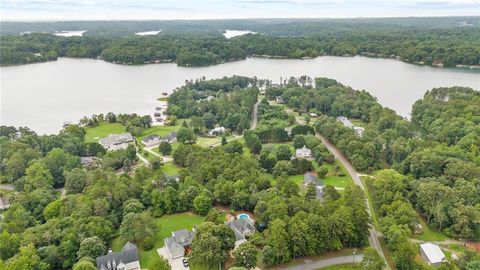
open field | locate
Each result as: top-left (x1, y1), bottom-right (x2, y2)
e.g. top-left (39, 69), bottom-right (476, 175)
top-left (138, 119), bottom-right (187, 142)
top-left (84, 122), bottom-right (126, 142)
top-left (161, 162), bottom-right (181, 175)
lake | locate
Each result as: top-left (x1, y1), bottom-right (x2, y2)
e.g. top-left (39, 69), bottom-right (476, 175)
top-left (1, 56), bottom-right (479, 134)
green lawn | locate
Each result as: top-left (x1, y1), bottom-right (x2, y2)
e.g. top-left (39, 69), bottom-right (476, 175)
top-left (196, 136), bottom-right (222, 147)
top-left (84, 122), bottom-right (126, 142)
top-left (312, 161), bottom-right (353, 189)
top-left (161, 162), bottom-right (181, 175)
top-left (137, 119), bottom-right (186, 142)
top-left (412, 214), bottom-right (450, 241)
top-left (111, 212), bottom-right (205, 269)
top-left (289, 174), bottom-right (305, 186)
top-left (315, 264), bottom-right (361, 270)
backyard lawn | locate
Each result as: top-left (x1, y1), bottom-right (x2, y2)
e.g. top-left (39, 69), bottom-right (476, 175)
top-left (412, 214), bottom-right (450, 241)
top-left (84, 122), bottom-right (126, 142)
top-left (161, 162), bottom-right (181, 175)
top-left (111, 212), bottom-right (205, 269)
top-left (137, 119), bottom-right (187, 142)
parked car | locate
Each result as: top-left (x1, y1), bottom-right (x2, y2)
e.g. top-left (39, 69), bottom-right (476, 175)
top-left (182, 258), bottom-right (189, 267)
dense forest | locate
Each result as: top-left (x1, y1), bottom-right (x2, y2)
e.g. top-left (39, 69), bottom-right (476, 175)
top-left (1, 17), bottom-right (479, 67)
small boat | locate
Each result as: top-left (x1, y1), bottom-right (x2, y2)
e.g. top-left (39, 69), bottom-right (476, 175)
top-left (162, 92), bottom-right (168, 96)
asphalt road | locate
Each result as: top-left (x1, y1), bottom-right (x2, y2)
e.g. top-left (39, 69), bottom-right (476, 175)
top-left (275, 255), bottom-right (364, 270)
top-left (250, 100), bottom-right (260, 130)
top-left (316, 133), bottom-right (389, 269)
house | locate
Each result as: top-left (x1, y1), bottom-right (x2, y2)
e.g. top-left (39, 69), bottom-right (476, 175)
top-left (420, 243), bottom-right (445, 267)
top-left (99, 133), bottom-right (134, 151)
top-left (160, 131), bottom-right (177, 144)
top-left (164, 229), bottom-right (196, 260)
top-left (337, 116), bottom-right (364, 137)
top-left (295, 146), bottom-right (312, 159)
top-left (142, 134), bottom-right (162, 147)
top-left (226, 219), bottom-right (256, 247)
top-left (0, 197), bottom-right (11, 210)
top-left (208, 126), bottom-right (226, 136)
top-left (80, 156), bottom-right (100, 167)
top-left (276, 96), bottom-right (285, 104)
top-left (308, 112), bottom-right (318, 118)
top-left (96, 242), bottom-right (140, 270)
top-left (284, 127), bottom-right (292, 136)
top-left (303, 173), bottom-right (325, 200)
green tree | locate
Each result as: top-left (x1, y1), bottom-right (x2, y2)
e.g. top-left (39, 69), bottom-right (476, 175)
top-left (158, 142), bottom-right (172, 155)
top-left (266, 219), bottom-right (291, 263)
top-left (193, 193), bottom-right (212, 215)
top-left (233, 242), bottom-right (258, 269)
top-left (0, 231), bottom-right (20, 260)
top-left (2, 244), bottom-right (48, 270)
top-left (77, 236), bottom-right (106, 260)
top-left (72, 260), bottom-right (97, 270)
top-left (293, 135), bottom-right (306, 149)
top-left (317, 166), bottom-right (328, 178)
top-left (149, 256), bottom-right (172, 270)
top-left (65, 168), bottom-right (89, 194)
top-left (119, 212), bottom-right (157, 244)
top-left (24, 161), bottom-right (54, 191)
top-left (177, 127), bottom-right (197, 144)
top-left (276, 145), bottom-right (292, 161)
top-left (189, 232), bottom-right (224, 266)
top-left (361, 247), bottom-right (384, 270)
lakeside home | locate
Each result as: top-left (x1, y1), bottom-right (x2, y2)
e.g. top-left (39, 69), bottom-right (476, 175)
top-left (99, 133), bottom-right (134, 151)
top-left (141, 131), bottom-right (177, 147)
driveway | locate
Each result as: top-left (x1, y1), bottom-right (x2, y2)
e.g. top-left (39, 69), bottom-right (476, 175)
top-left (157, 247), bottom-right (189, 270)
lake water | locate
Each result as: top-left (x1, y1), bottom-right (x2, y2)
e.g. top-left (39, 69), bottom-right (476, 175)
top-left (223, 30), bottom-right (256, 38)
top-left (1, 56), bottom-right (478, 134)
top-left (135, 31), bottom-right (162, 36)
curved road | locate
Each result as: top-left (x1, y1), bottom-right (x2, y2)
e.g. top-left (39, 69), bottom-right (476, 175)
top-left (316, 133), bottom-right (389, 269)
top-left (275, 255), bottom-right (364, 270)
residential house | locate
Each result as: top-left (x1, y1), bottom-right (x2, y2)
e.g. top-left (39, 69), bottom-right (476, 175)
top-left (99, 133), bottom-right (134, 151)
top-left (295, 146), bottom-right (312, 159)
top-left (80, 156), bottom-right (100, 168)
top-left (303, 173), bottom-right (325, 200)
top-left (226, 219), bottom-right (256, 247)
top-left (142, 134), bottom-right (162, 147)
top-left (420, 243), bottom-right (445, 267)
top-left (208, 126), bottom-right (226, 136)
top-left (276, 96), bottom-right (285, 104)
top-left (96, 242), bottom-right (140, 270)
top-left (0, 197), bottom-right (11, 210)
top-left (160, 131), bottom-right (177, 144)
top-left (308, 112), bottom-right (318, 118)
top-left (164, 229), bottom-right (196, 260)
top-left (337, 116), bottom-right (364, 137)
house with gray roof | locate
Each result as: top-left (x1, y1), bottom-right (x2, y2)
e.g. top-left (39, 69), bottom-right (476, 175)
top-left (295, 145), bottom-right (312, 159)
top-left (164, 229), bottom-right (196, 260)
top-left (96, 242), bottom-right (140, 270)
top-left (226, 219), bottom-right (256, 247)
top-left (303, 173), bottom-right (325, 200)
top-left (99, 133), bottom-right (134, 151)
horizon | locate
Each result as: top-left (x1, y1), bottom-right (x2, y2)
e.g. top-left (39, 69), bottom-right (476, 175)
top-left (1, 0), bottom-right (478, 21)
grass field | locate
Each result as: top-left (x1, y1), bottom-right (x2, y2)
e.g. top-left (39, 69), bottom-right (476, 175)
top-left (84, 122), bottom-right (126, 142)
top-left (111, 212), bottom-right (205, 269)
top-left (138, 119), bottom-right (186, 142)
top-left (412, 214), bottom-right (450, 241)
top-left (161, 162), bottom-right (181, 175)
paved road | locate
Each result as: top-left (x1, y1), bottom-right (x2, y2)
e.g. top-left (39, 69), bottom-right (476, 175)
top-left (136, 153), bottom-right (150, 165)
top-left (274, 255), bottom-right (364, 270)
top-left (316, 133), bottom-right (389, 269)
top-left (250, 100), bottom-right (260, 130)
top-left (0, 184), bottom-right (15, 191)
top-left (409, 238), bottom-right (464, 245)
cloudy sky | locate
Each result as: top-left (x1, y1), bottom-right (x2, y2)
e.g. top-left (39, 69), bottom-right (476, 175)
top-left (1, 0), bottom-right (478, 21)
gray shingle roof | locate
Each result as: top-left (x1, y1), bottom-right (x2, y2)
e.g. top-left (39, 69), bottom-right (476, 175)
top-left (96, 242), bottom-right (139, 270)
top-left (226, 219), bottom-right (255, 241)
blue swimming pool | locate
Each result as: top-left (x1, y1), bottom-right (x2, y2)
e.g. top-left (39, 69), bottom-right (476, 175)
top-left (238, 214), bottom-right (249, 220)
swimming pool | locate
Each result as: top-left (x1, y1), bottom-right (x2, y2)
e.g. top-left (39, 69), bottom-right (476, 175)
top-left (236, 213), bottom-right (254, 222)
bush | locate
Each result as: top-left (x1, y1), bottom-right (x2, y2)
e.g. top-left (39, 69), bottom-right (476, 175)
top-left (158, 142), bottom-right (172, 155)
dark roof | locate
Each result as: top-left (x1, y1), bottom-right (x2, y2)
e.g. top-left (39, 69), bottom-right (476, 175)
top-left (96, 242), bottom-right (139, 270)
top-left (304, 173), bottom-right (323, 187)
top-left (227, 219), bottom-right (256, 241)
top-left (142, 134), bottom-right (160, 142)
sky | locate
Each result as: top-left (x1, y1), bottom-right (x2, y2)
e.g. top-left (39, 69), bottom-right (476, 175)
top-left (1, 0), bottom-right (479, 21)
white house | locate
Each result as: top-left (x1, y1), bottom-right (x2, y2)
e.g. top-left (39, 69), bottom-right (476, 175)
top-left (99, 133), bottom-right (134, 151)
top-left (337, 116), bottom-right (364, 137)
top-left (420, 243), bottom-right (445, 267)
top-left (208, 126), bottom-right (226, 136)
top-left (295, 146), bottom-right (312, 159)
